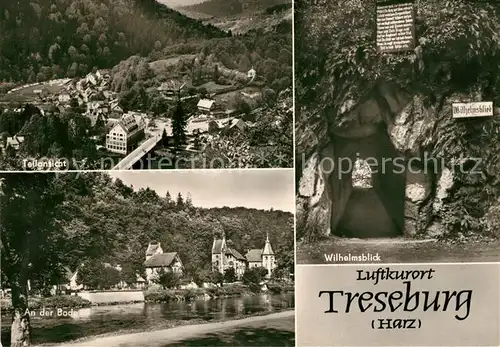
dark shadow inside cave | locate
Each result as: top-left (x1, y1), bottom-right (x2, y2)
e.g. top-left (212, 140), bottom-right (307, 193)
top-left (331, 123), bottom-right (406, 238)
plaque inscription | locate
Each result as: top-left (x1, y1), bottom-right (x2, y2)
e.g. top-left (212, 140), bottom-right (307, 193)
top-left (376, 1), bottom-right (415, 53)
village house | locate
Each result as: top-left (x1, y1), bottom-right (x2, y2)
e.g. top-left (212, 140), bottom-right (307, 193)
top-left (54, 266), bottom-right (83, 293)
top-left (208, 120), bottom-right (220, 134)
top-left (134, 274), bottom-right (147, 290)
top-left (86, 72), bottom-right (98, 86)
top-left (223, 118), bottom-right (247, 135)
top-left (83, 87), bottom-right (96, 103)
top-left (211, 233), bottom-right (247, 279)
top-left (110, 99), bottom-right (124, 115)
top-left (4, 135), bottom-right (25, 151)
top-left (87, 110), bottom-right (103, 127)
top-left (58, 93), bottom-right (71, 104)
top-left (85, 101), bottom-right (109, 126)
top-left (103, 90), bottom-right (113, 100)
top-left (76, 80), bottom-right (87, 92)
top-left (197, 99), bottom-right (216, 116)
top-left (157, 82), bottom-right (176, 95)
top-left (245, 234), bottom-right (277, 278)
top-left (127, 111), bottom-right (148, 130)
top-left (105, 113), bottom-right (145, 155)
top-left (144, 242), bottom-right (184, 284)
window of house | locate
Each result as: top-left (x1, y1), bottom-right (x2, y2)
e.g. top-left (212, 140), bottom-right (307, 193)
top-left (352, 158), bottom-right (373, 188)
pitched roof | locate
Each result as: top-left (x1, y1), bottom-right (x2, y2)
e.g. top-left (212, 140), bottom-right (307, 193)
top-left (263, 241), bottom-right (274, 255)
top-left (197, 99), bottom-right (215, 109)
top-left (263, 234), bottom-right (274, 255)
top-left (229, 118), bottom-right (246, 131)
top-left (120, 114), bottom-right (139, 133)
top-left (212, 239), bottom-right (224, 253)
top-left (227, 248), bottom-right (246, 261)
top-left (63, 266), bottom-right (73, 281)
top-left (246, 249), bottom-right (263, 262)
top-left (144, 252), bottom-right (178, 268)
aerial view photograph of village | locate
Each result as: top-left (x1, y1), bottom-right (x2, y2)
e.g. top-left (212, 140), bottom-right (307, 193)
top-left (0, 170), bottom-right (295, 346)
top-left (0, 0), bottom-right (292, 170)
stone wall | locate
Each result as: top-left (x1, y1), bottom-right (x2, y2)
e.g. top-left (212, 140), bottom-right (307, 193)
top-left (77, 290), bottom-right (145, 304)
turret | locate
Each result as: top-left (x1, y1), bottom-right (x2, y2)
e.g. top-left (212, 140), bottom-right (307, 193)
top-left (262, 233), bottom-right (276, 278)
top-left (145, 242), bottom-right (163, 262)
top-left (211, 233), bottom-right (226, 273)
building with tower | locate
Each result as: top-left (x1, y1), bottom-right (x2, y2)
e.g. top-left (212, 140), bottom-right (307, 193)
top-left (211, 233), bottom-right (277, 279)
top-left (211, 232), bottom-right (247, 279)
top-left (245, 233), bottom-right (277, 278)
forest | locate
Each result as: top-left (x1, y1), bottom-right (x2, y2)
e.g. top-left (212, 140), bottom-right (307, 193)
top-left (0, 103), bottom-right (104, 170)
top-left (0, 172), bottom-right (294, 294)
top-left (0, 0), bottom-right (227, 82)
top-left (109, 29), bottom-right (292, 113)
top-left (0, 0), bottom-right (292, 88)
top-left (180, 0), bottom-right (291, 17)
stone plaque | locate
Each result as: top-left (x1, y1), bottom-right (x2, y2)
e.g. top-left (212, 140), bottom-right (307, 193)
top-left (376, 0), bottom-right (416, 53)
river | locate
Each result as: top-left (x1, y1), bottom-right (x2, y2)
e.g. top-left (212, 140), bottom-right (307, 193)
top-left (1, 293), bottom-right (294, 346)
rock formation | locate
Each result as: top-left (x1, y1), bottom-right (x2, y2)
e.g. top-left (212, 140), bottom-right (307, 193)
top-left (297, 84), bottom-right (500, 241)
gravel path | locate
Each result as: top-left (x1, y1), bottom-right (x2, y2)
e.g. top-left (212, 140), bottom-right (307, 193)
top-left (47, 311), bottom-right (295, 347)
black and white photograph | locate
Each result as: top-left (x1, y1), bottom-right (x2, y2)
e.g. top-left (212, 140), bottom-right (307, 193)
top-left (295, 0), bottom-right (500, 264)
top-left (0, 0), bottom-right (292, 171)
top-left (0, 170), bottom-right (295, 347)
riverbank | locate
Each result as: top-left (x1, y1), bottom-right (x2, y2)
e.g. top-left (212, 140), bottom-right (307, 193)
top-left (47, 310), bottom-right (295, 347)
top-left (0, 295), bottom-right (91, 313)
top-left (1, 282), bottom-right (294, 313)
top-left (145, 282), bottom-right (294, 303)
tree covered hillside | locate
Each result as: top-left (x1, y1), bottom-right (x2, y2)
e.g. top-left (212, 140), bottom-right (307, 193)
top-left (1, 172), bottom-right (294, 294)
top-left (0, 0), bottom-right (227, 82)
top-left (180, 0), bottom-right (291, 17)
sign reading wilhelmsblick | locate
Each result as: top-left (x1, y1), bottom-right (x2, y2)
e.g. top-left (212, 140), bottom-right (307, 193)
top-left (376, 0), bottom-right (416, 53)
top-left (452, 101), bottom-right (494, 118)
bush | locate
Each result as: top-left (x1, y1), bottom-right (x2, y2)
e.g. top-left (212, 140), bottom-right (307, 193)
top-left (204, 283), bottom-right (252, 298)
top-left (0, 295), bottom-right (91, 312)
top-left (144, 288), bottom-right (206, 302)
top-left (267, 282), bottom-right (294, 294)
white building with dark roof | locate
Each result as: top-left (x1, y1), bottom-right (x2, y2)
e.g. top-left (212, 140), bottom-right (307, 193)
top-left (211, 233), bottom-right (247, 279)
top-left (144, 242), bottom-right (184, 284)
top-left (197, 99), bottom-right (216, 115)
top-left (105, 113), bottom-right (145, 155)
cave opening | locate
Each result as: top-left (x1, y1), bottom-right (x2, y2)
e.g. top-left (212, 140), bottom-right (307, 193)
top-left (330, 123), bottom-right (406, 238)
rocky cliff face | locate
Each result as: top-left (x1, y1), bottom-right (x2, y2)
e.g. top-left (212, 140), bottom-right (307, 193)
top-left (297, 87), bottom-right (500, 241)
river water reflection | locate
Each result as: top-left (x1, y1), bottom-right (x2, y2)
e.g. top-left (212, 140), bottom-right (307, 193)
top-left (1, 293), bottom-right (294, 346)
